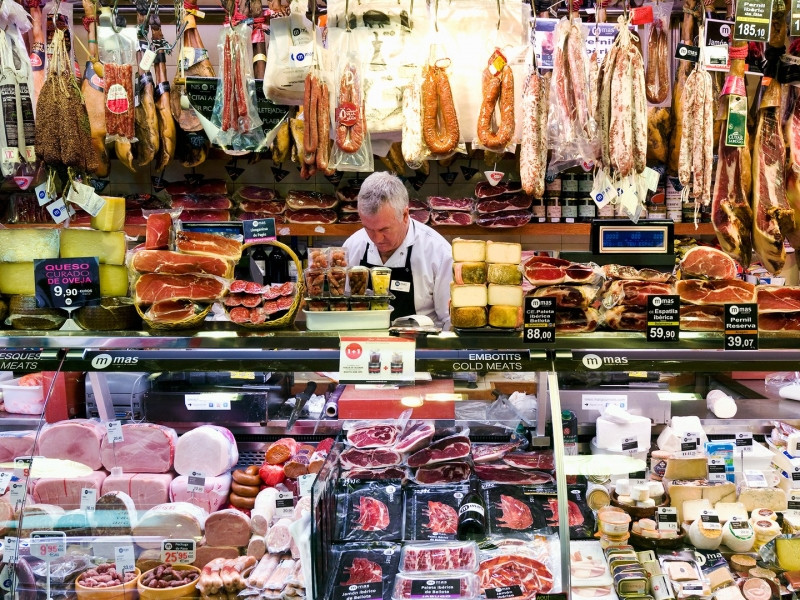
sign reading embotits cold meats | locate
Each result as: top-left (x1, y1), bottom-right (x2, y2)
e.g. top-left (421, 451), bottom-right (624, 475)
top-left (34, 257), bottom-right (100, 308)
top-left (450, 352), bottom-right (529, 372)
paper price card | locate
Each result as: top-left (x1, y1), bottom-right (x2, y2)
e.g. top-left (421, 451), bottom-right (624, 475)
top-left (187, 471), bottom-right (206, 493)
top-left (115, 546), bottom-right (136, 575)
top-left (656, 507), bottom-right (679, 531)
top-left (30, 531), bottom-right (66, 561)
top-left (339, 337), bottom-right (415, 383)
top-left (724, 303), bottom-right (758, 349)
top-left (734, 0), bottom-right (773, 41)
top-left (161, 540), bottom-right (196, 564)
top-left (275, 492), bottom-right (295, 518)
top-left (646, 295), bottom-right (680, 343)
top-left (105, 421), bottom-right (124, 443)
top-left (34, 257), bottom-right (101, 308)
top-left (80, 488), bottom-right (97, 512)
top-left (0, 472), bottom-right (10, 495)
top-left (524, 296), bottom-right (556, 344)
top-left (735, 432), bottom-right (753, 451)
top-left (708, 457), bottom-right (727, 481)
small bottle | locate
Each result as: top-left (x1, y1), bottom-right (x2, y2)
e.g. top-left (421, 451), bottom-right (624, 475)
top-left (562, 409), bottom-right (578, 456)
top-left (545, 176), bottom-right (562, 223)
top-left (268, 246), bottom-right (288, 283)
top-left (457, 479), bottom-right (486, 541)
top-left (577, 174), bottom-right (596, 222)
top-left (532, 197), bottom-right (546, 223)
top-left (561, 173), bottom-right (578, 223)
top-left (287, 239), bottom-right (299, 283)
top-left (249, 245), bottom-right (268, 284)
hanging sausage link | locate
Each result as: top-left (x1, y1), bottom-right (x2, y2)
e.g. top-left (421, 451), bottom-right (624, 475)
top-left (335, 64), bottom-right (364, 153)
top-left (477, 65), bottom-right (514, 151)
top-left (421, 65), bottom-right (459, 154)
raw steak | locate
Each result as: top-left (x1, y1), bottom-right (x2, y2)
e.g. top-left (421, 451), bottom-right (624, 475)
top-left (533, 285), bottom-right (597, 308)
top-left (175, 231), bottom-right (242, 260)
top-left (475, 180), bottom-right (522, 198)
top-left (474, 464), bottom-right (553, 485)
top-left (410, 210), bottom-right (430, 223)
top-left (100, 423), bottom-right (177, 473)
top-left (758, 312), bottom-right (800, 331)
top-left (38, 419), bottom-right (105, 470)
top-left (497, 495), bottom-right (534, 529)
top-left (344, 467), bottom-right (409, 480)
top-left (407, 434), bottom-right (471, 467)
top-left (414, 461), bottom-right (471, 484)
top-left (173, 425), bottom-right (238, 476)
top-left (523, 256), bottom-right (571, 285)
top-left (556, 307), bottom-right (600, 332)
top-left (477, 210), bottom-right (532, 228)
top-left (101, 472), bottom-right (173, 508)
top-left (346, 423), bottom-right (401, 449)
top-left (401, 542), bottom-right (478, 572)
top-left (604, 306), bottom-right (647, 331)
top-left (603, 280), bottom-right (674, 306)
top-left (131, 250), bottom-right (232, 277)
top-left (425, 501), bottom-right (457, 534)
top-left (169, 472), bottom-right (231, 513)
top-left (0, 431), bottom-right (35, 462)
top-left (342, 558), bottom-right (382, 585)
top-left (602, 264), bottom-right (673, 282)
top-left (236, 185), bottom-right (278, 202)
top-left (285, 190), bottom-right (338, 210)
top-left (285, 208), bottom-right (338, 224)
top-left (676, 279), bottom-right (756, 305)
top-left (340, 448), bottom-right (403, 470)
top-left (478, 555), bottom-right (554, 598)
top-left (134, 273), bottom-right (227, 304)
top-left (476, 195), bottom-right (532, 214)
top-left (503, 451), bottom-right (555, 471)
top-left (171, 194), bottom-right (232, 210)
top-left (354, 496), bottom-right (390, 531)
top-left (757, 286), bottom-right (800, 312)
top-left (471, 441), bottom-right (521, 464)
top-left (394, 421), bottom-right (436, 453)
top-left (430, 211), bottom-right (475, 226)
top-left (680, 305), bottom-right (725, 331)
top-left (428, 197), bottom-right (474, 211)
top-left (680, 246), bottom-right (739, 280)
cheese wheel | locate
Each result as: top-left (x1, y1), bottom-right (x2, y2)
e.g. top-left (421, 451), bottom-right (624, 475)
top-left (450, 306), bottom-right (487, 329)
top-left (488, 305), bottom-right (522, 328)
top-left (750, 508), bottom-right (777, 521)
top-left (453, 262), bottom-right (487, 285)
top-left (486, 241), bottom-right (521, 264)
top-left (487, 263), bottom-right (522, 285)
top-left (488, 284), bottom-right (523, 307)
top-left (615, 479), bottom-right (631, 496)
top-left (752, 518), bottom-right (780, 549)
top-left (742, 578), bottom-right (771, 600)
top-left (631, 485), bottom-right (649, 502)
top-left (721, 518), bottom-right (755, 552)
top-left (687, 518), bottom-right (722, 550)
top-left (776, 536), bottom-right (800, 570)
top-left (450, 284), bottom-right (488, 308)
top-left (452, 238), bottom-right (485, 262)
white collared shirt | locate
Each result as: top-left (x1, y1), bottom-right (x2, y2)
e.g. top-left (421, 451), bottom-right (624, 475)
top-left (343, 220), bottom-right (453, 330)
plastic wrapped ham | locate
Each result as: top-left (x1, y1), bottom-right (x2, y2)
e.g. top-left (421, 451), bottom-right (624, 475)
top-left (37, 419), bottom-right (106, 470)
top-left (32, 471), bottom-right (108, 509)
top-left (169, 472), bottom-right (231, 513)
top-left (100, 423), bottom-right (178, 473)
top-left (174, 425), bottom-right (238, 476)
top-left (101, 472), bottom-right (174, 509)
top-left (133, 502), bottom-right (208, 549)
top-left (0, 431), bottom-right (36, 462)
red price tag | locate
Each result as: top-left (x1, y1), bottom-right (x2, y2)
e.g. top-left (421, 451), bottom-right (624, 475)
top-left (630, 6), bottom-right (654, 24)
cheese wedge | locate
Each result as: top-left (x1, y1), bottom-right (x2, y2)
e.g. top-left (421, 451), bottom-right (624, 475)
top-left (486, 241), bottom-right (521, 264)
top-left (452, 238), bottom-right (485, 262)
top-left (60, 229), bottom-right (126, 265)
top-left (0, 228), bottom-right (59, 262)
top-left (91, 196), bottom-right (126, 232)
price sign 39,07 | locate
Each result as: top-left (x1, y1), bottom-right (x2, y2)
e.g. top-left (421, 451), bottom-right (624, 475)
top-left (524, 296), bottom-right (556, 344)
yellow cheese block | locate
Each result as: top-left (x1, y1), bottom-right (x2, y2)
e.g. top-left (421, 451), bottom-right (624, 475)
top-left (667, 480), bottom-right (737, 522)
top-left (0, 228), bottom-right (59, 262)
top-left (452, 238), bottom-right (485, 262)
top-left (488, 284), bottom-right (523, 307)
top-left (664, 456), bottom-right (708, 480)
top-left (450, 284), bottom-right (488, 308)
top-left (488, 305), bottom-right (522, 328)
top-left (99, 265), bottom-right (129, 297)
top-left (91, 196), bottom-right (126, 232)
top-left (0, 262), bottom-right (35, 295)
top-left (487, 263), bottom-right (522, 285)
top-left (60, 229), bottom-right (126, 265)
top-left (450, 306), bottom-right (487, 328)
top-left (486, 241), bottom-right (521, 264)
top-left (777, 537), bottom-right (800, 570)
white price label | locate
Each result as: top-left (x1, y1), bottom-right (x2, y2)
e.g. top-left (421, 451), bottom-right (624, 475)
top-left (105, 421), bottom-right (124, 443)
top-left (700, 509), bottom-right (722, 530)
top-left (275, 491), bottom-right (295, 518)
top-left (30, 531), bottom-right (66, 562)
top-left (0, 472), bottom-right (10, 495)
top-left (14, 456), bottom-right (34, 478)
top-left (115, 545), bottom-right (136, 575)
top-left (34, 182), bottom-right (55, 206)
top-left (642, 166), bottom-right (660, 192)
top-left (9, 482), bottom-right (25, 512)
top-left (736, 432), bottom-right (753, 451)
top-left (187, 471), bottom-right (205, 493)
top-left (161, 539), bottom-right (196, 564)
top-left (139, 48), bottom-right (157, 71)
top-left (680, 433), bottom-right (700, 455)
top-left (621, 436), bottom-right (639, 454)
top-left (656, 507), bottom-right (679, 531)
top-left (298, 474), bottom-right (315, 497)
top-left (46, 198), bottom-right (70, 224)
top-left (744, 469), bottom-right (768, 488)
top-left (708, 457), bottom-right (727, 482)
top-left (3, 537), bottom-right (19, 563)
top-left (80, 488), bottom-right (97, 512)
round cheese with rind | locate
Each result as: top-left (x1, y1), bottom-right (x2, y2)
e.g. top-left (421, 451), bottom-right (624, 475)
top-left (487, 263), bottom-right (522, 285)
top-left (451, 306), bottom-right (487, 328)
top-left (453, 262), bottom-right (487, 285)
top-left (721, 518), bottom-right (755, 552)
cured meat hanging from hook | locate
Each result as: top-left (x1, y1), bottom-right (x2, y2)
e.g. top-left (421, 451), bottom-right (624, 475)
top-left (476, 62), bottom-right (514, 152)
top-left (131, 0), bottom-right (159, 168)
top-left (150, 11), bottom-right (177, 171)
top-left (80, 0), bottom-right (110, 176)
top-left (519, 70), bottom-right (549, 198)
top-left (171, 4), bottom-right (214, 132)
top-left (421, 64), bottom-right (459, 155)
top-left (335, 63), bottom-right (365, 153)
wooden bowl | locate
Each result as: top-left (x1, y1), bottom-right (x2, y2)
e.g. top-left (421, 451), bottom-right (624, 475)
top-left (138, 564), bottom-right (200, 600)
top-left (75, 568), bottom-right (140, 600)
top-left (610, 490), bottom-right (670, 519)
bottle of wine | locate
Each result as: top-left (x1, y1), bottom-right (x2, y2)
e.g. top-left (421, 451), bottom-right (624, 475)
top-left (457, 478), bottom-right (486, 541)
top-left (268, 245), bottom-right (288, 283)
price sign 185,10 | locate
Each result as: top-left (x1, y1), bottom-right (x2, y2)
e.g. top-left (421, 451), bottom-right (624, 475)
top-left (735, 22), bottom-right (767, 39)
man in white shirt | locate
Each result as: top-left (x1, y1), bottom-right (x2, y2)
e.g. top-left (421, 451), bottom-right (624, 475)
top-left (343, 172), bottom-right (453, 329)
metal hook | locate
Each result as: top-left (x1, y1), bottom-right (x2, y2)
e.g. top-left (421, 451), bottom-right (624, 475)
top-left (110, 0), bottom-right (123, 33)
top-left (51, 0), bottom-right (61, 34)
top-left (138, 0), bottom-right (157, 37)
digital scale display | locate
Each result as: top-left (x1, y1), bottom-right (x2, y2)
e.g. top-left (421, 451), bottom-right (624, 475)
top-left (591, 220), bottom-right (674, 254)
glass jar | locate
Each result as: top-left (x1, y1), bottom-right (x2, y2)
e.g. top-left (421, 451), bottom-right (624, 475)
top-left (532, 197), bottom-right (546, 222)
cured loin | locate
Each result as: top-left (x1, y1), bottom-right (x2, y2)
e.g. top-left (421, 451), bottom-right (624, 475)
top-left (503, 451), bottom-right (555, 471)
top-left (131, 251), bottom-right (232, 278)
top-left (347, 423), bottom-right (402, 449)
top-left (556, 307), bottom-right (600, 332)
top-left (175, 231), bottom-right (242, 261)
top-left (603, 280), bottom-right (674, 306)
top-left (354, 496), bottom-right (389, 531)
top-left (677, 279), bottom-right (756, 305)
top-left (285, 209), bottom-right (338, 224)
top-left (428, 197), bottom-right (474, 211)
top-left (757, 286), bottom-right (800, 312)
top-left (345, 467), bottom-right (409, 480)
top-left (406, 434), bottom-right (471, 468)
top-left (340, 448), bottom-right (403, 470)
top-left (402, 543), bottom-right (478, 572)
top-left (680, 246), bottom-right (738, 280)
top-left (414, 461), bottom-right (471, 485)
top-left (474, 464), bottom-right (553, 485)
top-left (431, 211), bottom-right (475, 226)
top-left (497, 495), bottom-right (534, 530)
top-left (134, 274), bottom-right (227, 304)
top-left (478, 555), bottom-right (554, 599)
top-left (604, 306), bottom-right (647, 331)
top-left (475, 180), bottom-right (522, 198)
top-left (520, 71), bottom-right (550, 198)
top-left (533, 285), bottom-right (597, 308)
top-left (471, 442), bottom-right (521, 464)
top-left (477, 210), bottom-right (532, 228)
top-left (680, 305), bottom-right (724, 331)
top-left (424, 501), bottom-right (457, 535)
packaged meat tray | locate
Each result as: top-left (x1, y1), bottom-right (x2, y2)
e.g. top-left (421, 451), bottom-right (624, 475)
top-left (530, 486), bottom-right (596, 540)
top-left (399, 541), bottom-right (479, 573)
top-left (483, 484), bottom-right (550, 538)
top-left (404, 484), bottom-right (468, 541)
top-left (328, 542), bottom-right (401, 600)
top-left (336, 480), bottom-right (403, 542)
top-left (392, 572), bottom-right (479, 600)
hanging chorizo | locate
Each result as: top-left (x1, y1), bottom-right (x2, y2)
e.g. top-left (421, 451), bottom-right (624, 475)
top-left (477, 65), bottom-right (514, 151)
top-left (421, 65), bottom-right (459, 154)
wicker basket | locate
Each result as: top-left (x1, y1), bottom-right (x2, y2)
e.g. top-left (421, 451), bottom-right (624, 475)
top-left (135, 302), bottom-right (212, 331)
top-left (225, 240), bottom-right (304, 330)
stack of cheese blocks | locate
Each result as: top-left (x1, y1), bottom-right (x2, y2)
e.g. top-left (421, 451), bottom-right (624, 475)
top-left (615, 478), bottom-right (664, 510)
top-left (0, 197), bottom-right (129, 298)
top-left (450, 239), bottom-right (523, 329)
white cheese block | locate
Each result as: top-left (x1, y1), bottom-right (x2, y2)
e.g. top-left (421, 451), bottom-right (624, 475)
top-left (714, 501), bottom-right (747, 523)
top-left (682, 499), bottom-right (712, 523)
top-left (595, 407), bottom-right (651, 452)
top-left (657, 416), bottom-right (708, 452)
top-left (487, 284), bottom-right (523, 307)
top-left (738, 485), bottom-right (787, 511)
top-left (452, 238), bottom-right (486, 262)
top-left (715, 585), bottom-right (746, 600)
top-left (450, 284), bottom-right (488, 308)
top-left (648, 481), bottom-right (665, 499)
top-left (667, 480), bottom-right (737, 522)
top-left (631, 485), bottom-right (649, 502)
top-left (486, 241), bottom-right (522, 265)
top-left (635, 498), bottom-right (655, 508)
top-left (0, 229), bottom-right (60, 262)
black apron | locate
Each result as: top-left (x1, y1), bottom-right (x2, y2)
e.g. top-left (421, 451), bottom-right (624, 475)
top-left (360, 243), bottom-right (416, 320)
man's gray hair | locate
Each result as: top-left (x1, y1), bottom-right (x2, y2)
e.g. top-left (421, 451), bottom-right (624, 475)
top-left (357, 172), bottom-right (409, 219)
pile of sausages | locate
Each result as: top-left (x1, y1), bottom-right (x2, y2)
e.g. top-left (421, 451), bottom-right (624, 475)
top-left (79, 564), bottom-right (137, 588)
top-left (302, 72), bottom-right (332, 175)
top-left (230, 465), bottom-right (261, 509)
top-left (141, 565), bottom-right (200, 589)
